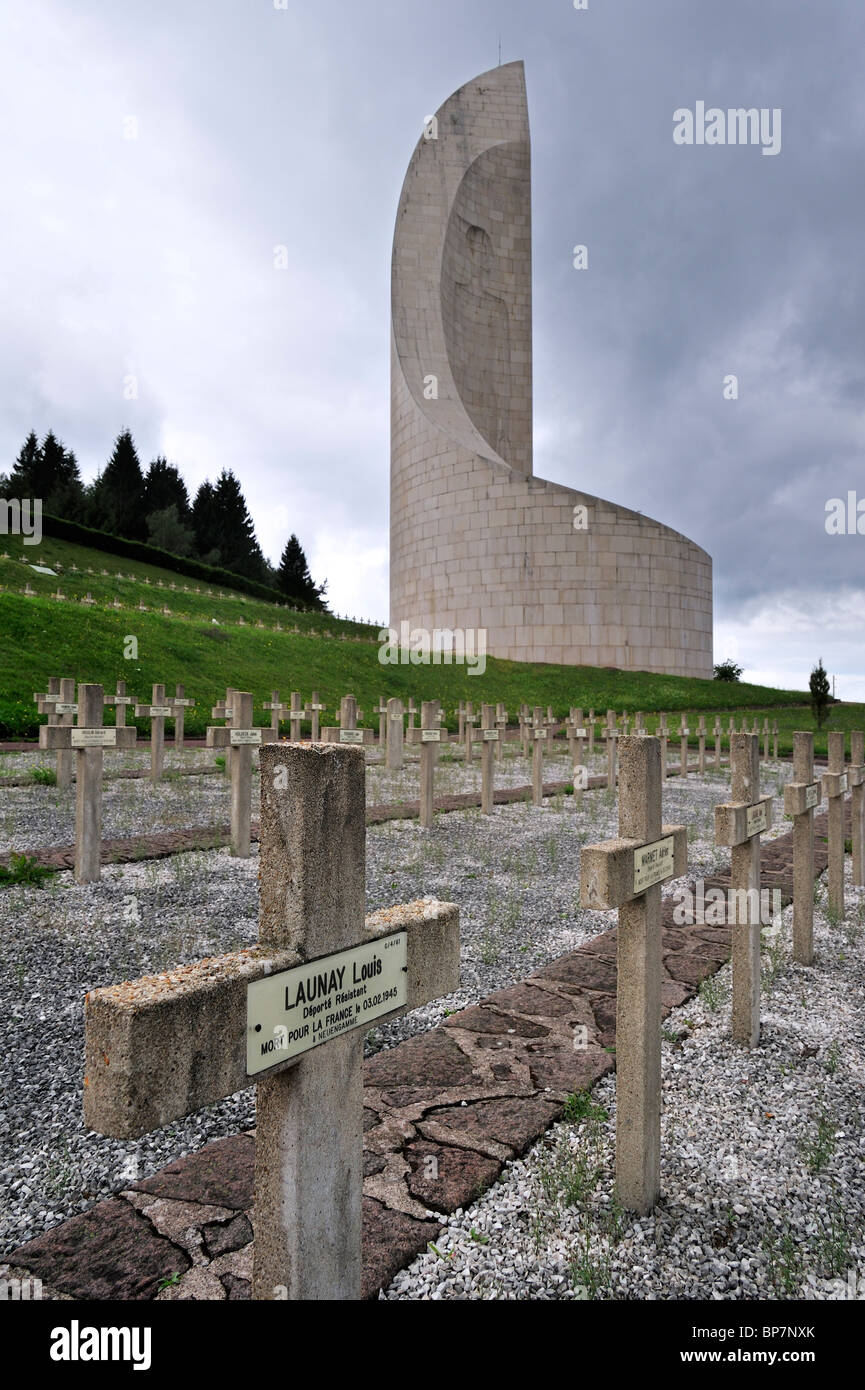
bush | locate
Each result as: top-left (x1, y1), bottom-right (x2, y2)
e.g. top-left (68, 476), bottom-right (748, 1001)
top-left (714, 659), bottom-right (743, 683)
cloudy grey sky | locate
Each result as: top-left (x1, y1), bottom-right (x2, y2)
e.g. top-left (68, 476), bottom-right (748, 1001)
top-left (2, 0), bottom-right (864, 693)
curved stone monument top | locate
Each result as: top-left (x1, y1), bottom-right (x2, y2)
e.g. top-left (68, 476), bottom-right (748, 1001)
top-left (390, 62), bottom-right (713, 678)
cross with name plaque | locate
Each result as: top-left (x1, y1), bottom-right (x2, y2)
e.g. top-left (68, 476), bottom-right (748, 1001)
top-left (83, 744), bottom-right (460, 1300)
top-left (783, 732), bottom-right (821, 965)
top-left (39, 683), bottom-right (137, 882)
top-left (135, 684), bottom-right (175, 784)
top-left (207, 691), bottom-right (277, 857)
top-left (580, 737), bottom-right (687, 1214)
top-left (822, 731), bottom-right (849, 918)
top-left (263, 690), bottom-right (289, 735)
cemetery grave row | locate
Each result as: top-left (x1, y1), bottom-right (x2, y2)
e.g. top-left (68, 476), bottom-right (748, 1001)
top-left (2, 718), bottom-right (861, 1298)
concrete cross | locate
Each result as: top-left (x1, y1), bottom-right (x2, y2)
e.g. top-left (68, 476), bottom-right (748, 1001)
top-left (207, 691), bottom-right (277, 857)
top-left (480, 703), bottom-right (497, 814)
top-left (407, 697), bottom-right (417, 730)
top-left (567, 706), bottom-right (583, 764)
top-left (419, 700), bottom-right (443, 827)
top-left (83, 744), bottom-right (460, 1300)
top-left (714, 716), bottom-right (722, 772)
top-left (783, 732), bottom-right (821, 965)
top-left (678, 714), bottom-right (690, 779)
top-left (329, 695), bottom-right (372, 746)
top-left (850, 731), bottom-right (865, 889)
top-left (135, 684), bottom-right (175, 784)
top-left (104, 680), bottom-right (137, 731)
top-left (39, 683), bottom-right (136, 882)
top-left (605, 711), bottom-right (618, 791)
top-left (587, 709), bottom-right (596, 758)
top-left (288, 692), bottom-right (305, 742)
top-left (457, 701), bottom-right (466, 744)
top-left (495, 703), bottom-right (507, 763)
top-left (386, 697), bottom-right (404, 771)
top-left (658, 713), bottom-right (669, 782)
top-left (532, 705), bottom-right (547, 807)
top-left (714, 733), bottom-right (775, 1047)
top-left (698, 716), bottom-right (707, 775)
top-left (580, 737), bottom-right (687, 1214)
top-left (263, 691), bottom-right (289, 735)
top-left (464, 702), bottom-right (477, 763)
top-left (569, 708), bottom-right (587, 807)
top-left (821, 731), bottom-right (848, 919)
top-left (376, 697), bottom-right (388, 750)
top-left (763, 719), bottom-right (770, 764)
top-left (35, 677), bottom-right (74, 789)
top-left (169, 684), bottom-right (195, 749)
top-left (307, 692), bottom-right (325, 743)
top-left (772, 721), bottom-right (779, 761)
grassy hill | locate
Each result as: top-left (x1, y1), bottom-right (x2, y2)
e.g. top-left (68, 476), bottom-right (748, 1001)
top-left (0, 533), bottom-right (858, 754)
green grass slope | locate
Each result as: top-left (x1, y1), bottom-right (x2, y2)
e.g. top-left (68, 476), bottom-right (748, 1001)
top-left (0, 534), bottom-right (856, 753)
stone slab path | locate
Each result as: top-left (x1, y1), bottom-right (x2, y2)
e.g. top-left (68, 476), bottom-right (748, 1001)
top-left (3, 807), bottom-right (842, 1300)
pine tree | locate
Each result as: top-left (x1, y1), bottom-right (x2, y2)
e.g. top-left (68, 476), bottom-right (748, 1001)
top-left (143, 457), bottom-right (192, 523)
top-left (91, 430), bottom-right (145, 539)
top-left (810, 659), bottom-right (831, 730)
top-left (7, 430), bottom-right (84, 518)
top-left (208, 470), bottom-right (267, 580)
top-left (277, 533), bottom-right (326, 609)
top-left (191, 480), bottom-right (221, 564)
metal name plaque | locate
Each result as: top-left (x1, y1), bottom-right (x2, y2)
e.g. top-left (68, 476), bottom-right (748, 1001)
top-left (482, 729), bottom-right (499, 741)
top-left (746, 803), bottom-right (768, 837)
top-left (148, 707), bottom-right (173, 717)
top-left (230, 729), bottom-right (262, 746)
top-left (247, 931), bottom-right (408, 1076)
top-left (54, 704), bottom-right (78, 715)
top-left (172, 698), bottom-right (195, 708)
top-left (573, 729), bottom-right (588, 738)
top-left (71, 728), bottom-right (117, 748)
top-left (340, 730), bottom-right (364, 744)
top-left (421, 730), bottom-right (441, 743)
top-left (633, 836), bottom-right (676, 894)
top-left (839, 773), bottom-right (849, 793)
top-left (534, 729), bottom-right (548, 740)
top-left (112, 697), bottom-right (133, 706)
top-left (805, 784), bottom-right (819, 810)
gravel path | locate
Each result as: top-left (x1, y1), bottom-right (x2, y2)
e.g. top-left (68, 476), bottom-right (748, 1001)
top-left (0, 760), bottom-right (799, 1265)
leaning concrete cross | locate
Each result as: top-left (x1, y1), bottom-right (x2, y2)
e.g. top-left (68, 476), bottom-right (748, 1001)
top-left (850, 731), bottom-right (865, 889)
top-left (580, 737), bottom-right (687, 1214)
top-left (207, 692), bottom-right (277, 857)
top-left (135, 684), bottom-right (174, 785)
top-left (263, 691), bottom-right (289, 736)
top-left (822, 731), bottom-right (848, 919)
top-left (83, 743), bottom-right (460, 1300)
top-left (39, 684), bottom-right (137, 883)
top-left (169, 684), bottom-right (195, 750)
top-left (783, 732), bottom-right (821, 965)
top-left (714, 733), bottom-right (775, 1047)
top-left (480, 703), bottom-right (497, 814)
top-left (532, 704), bottom-right (547, 807)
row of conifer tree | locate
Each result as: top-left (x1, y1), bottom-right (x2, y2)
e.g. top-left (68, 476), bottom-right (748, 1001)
top-left (1, 428), bottom-right (326, 609)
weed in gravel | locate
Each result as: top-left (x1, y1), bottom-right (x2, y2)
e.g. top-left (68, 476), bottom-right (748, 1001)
top-left (0, 854), bottom-right (55, 889)
top-left (824, 1041), bottom-right (841, 1075)
top-left (569, 1227), bottom-right (611, 1299)
top-left (698, 972), bottom-right (729, 1013)
top-left (562, 1091), bottom-right (608, 1125)
top-left (799, 1103), bottom-right (838, 1174)
top-left (762, 1220), bottom-right (805, 1297)
top-left (31, 765), bottom-right (57, 786)
top-left (813, 1207), bottom-right (857, 1279)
